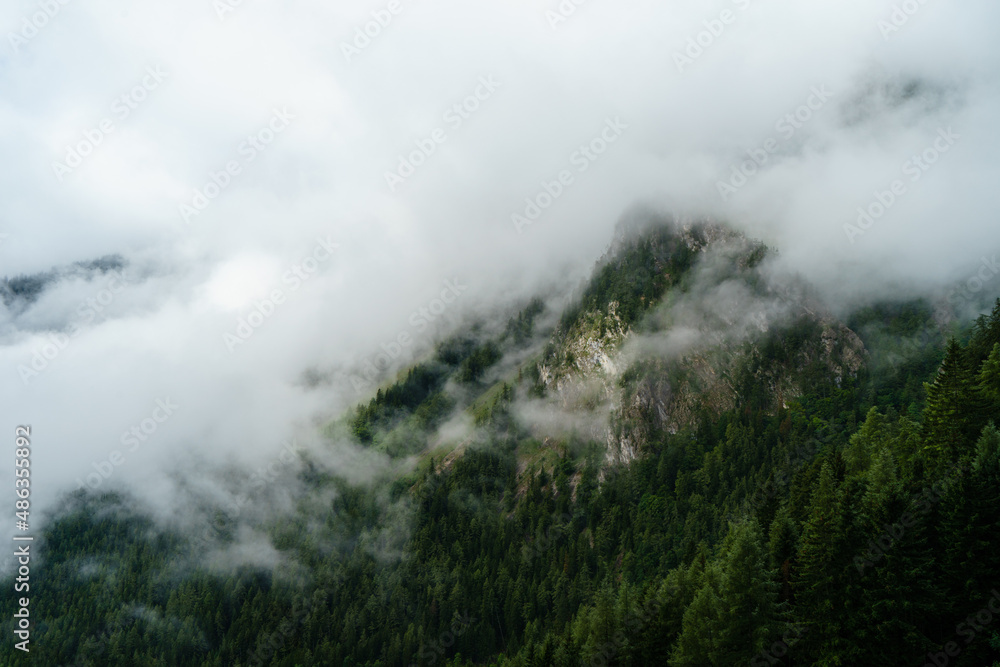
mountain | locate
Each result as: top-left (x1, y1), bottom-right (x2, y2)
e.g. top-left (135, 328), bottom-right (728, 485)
top-left (0, 255), bottom-right (126, 310)
top-left (3, 215), bottom-right (1000, 666)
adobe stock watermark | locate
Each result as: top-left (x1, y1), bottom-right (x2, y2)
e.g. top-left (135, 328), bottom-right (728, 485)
top-left (923, 588), bottom-right (1000, 667)
top-left (384, 76), bottom-right (501, 192)
top-left (523, 512), bottom-right (573, 564)
top-left (879, 0), bottom-right (933, 41)
top-left (724, 422), bottom-right (841, 526)
top-left (75, 397), bottom-right (180, 492)
top-left (179, 108), bottom-right (294, 224)
top-left (673, 0), bottom-right (754, 73)
top-left (223, 236), bottom-right (339, 352)
top-left (946, 253), bottom-right (1000, 309)
top-left (854, 460), bottom-right (966, 575)
top-left (247, 589), bottom-right (330, 667)
top-left (340, 0), bottom-right (414, 63)
top-left (546, 0), bottom-right (592, 30)
top-left (511, 117), bottom-right (627, 234)
top-left (881, 322), bottom-right (949, 368)
top-left (17, 269), bottom-right (130, 384)
top-left (194, 438), bottom-right (303, 547)
top-left (214, 0), bottom-right (247, 21)
top-left (409, 611), bottom-right (476, 666)
top-left (750, 624), bottom-right (807, 667)
top-left (7, 0), bottom-right (72, 56)
top-left (843, 126), bottom-right (959, 244)
top-left (584, 596), bottom-right (666, 667)
top-left (52, 66), bottom-right (168, 182)
top-left (348, 277), bottom-right (468, 391)
top-left (717, 85), bottom-right (833, 201)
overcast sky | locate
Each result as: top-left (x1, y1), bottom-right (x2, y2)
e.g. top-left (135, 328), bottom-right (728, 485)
top-left (0, 0), bottom-right (998, 532)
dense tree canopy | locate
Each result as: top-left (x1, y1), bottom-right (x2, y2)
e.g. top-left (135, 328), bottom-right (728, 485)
top-left (4, 242), bottom-right (1000, 666)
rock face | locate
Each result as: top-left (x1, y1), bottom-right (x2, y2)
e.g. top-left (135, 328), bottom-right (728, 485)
top-left (537, 301), bottom-right (628, 402)
top-left (532, 215), bottom-right (868, 467)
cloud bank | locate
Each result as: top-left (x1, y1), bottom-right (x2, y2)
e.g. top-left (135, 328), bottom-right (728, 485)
top-left (0, 0), bottom-right (997, 533)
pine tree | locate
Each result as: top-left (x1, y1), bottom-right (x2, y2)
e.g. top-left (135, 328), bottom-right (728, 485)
top-left (793, 462), bottom-right (859, 664)
top-left (768, 504), bottom-right (798, 604)
top-left (713, 521), bottom-right (783, 665)
top-left (670, 562), bottom-right (723, 666)
top-left (941, 424), bottom-right (1000, 604)
top-left (979, 343), bottom-right (1000, 412)
top-left (923, 339), bottom-right (990, 463)
top-left (843, 407), bottom-right (896, 475)
top-left (671, 521), bottom-right (782, 666)
top-left (856, 446), bottom-right (938, 665)
top-left (966, 299), bottom-right (1000, 365)
top-left (860, 448), bottom-right (901, 528)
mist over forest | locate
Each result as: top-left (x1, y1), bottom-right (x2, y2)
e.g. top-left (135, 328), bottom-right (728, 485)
top-left (1, 1), bottom-right (999, 665)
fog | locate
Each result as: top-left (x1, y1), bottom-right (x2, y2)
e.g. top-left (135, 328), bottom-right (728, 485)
top-left (0, 0), bottom-right (997, 541)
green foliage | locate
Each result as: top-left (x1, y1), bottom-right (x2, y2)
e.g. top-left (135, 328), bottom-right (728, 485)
top-left (922, 339), bottom-right (992, 463)
top-left (5, 235), bottom-right (1000, 666)
top-left (502, 297), bottom-right (545, 345)
top-left (671, 521), bottom-right (782, 666)
top-left (350, 363), bottom-right (449, 443)
top-left (559, 224), bottom-right (697, 333)
top-left (966, 299), bottom-right (1000, 365)
top-left (849, 299), bottom-right (948, 415)
top-left (458, 341), bottom-right (502, 383)
top-left (979, 343), bottom-right (1000, 408)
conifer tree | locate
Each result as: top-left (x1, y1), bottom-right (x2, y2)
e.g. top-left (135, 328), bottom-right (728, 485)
top-left (713, 521), bottom-right (783, 665)
top-left (793, 462), bottom-right (859, 664)
top-left (671, 521), bottom-right (781, 666)
top-left (768, 504), bottom-right (798, 603)
top-left (670, 562), bottom-right (723, 666)
top-left (923, 339), bottom-right (990, 462)
top-left (941, 424), bottom-right (1000, 603)
top-left (979, 343), bottom-right (1000, 412)
top-left (967, 299), bottom-right (1000, 364)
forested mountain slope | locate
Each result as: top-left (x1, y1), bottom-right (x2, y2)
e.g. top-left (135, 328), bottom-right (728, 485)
top-left (4, 217), bottom-right (999, 667)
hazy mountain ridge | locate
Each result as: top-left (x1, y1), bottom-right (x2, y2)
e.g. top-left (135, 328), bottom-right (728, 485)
top-left (0, 254), bottom-right (126, 310)
top-left (523, 217), bottom-right (867, 468)
top-left (4, 215), bottom-right (1000, 666)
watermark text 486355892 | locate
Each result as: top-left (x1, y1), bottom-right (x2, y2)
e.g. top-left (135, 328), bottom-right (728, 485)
top-left (13, 424), bottom-right (34, 654)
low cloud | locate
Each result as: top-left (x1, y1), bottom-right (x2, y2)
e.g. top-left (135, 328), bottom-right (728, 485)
top-left (0, 0), bottom-right (997, 555)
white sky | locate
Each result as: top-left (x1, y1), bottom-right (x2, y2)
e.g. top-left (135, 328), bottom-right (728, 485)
top-left (0, 0), bottom-right (997, 529)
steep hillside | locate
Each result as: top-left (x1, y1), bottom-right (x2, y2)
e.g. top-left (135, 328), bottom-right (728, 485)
top-left (4, 215), bottom-right (1000, 667)
top-left (528, 216), bottom-right (867, 467)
